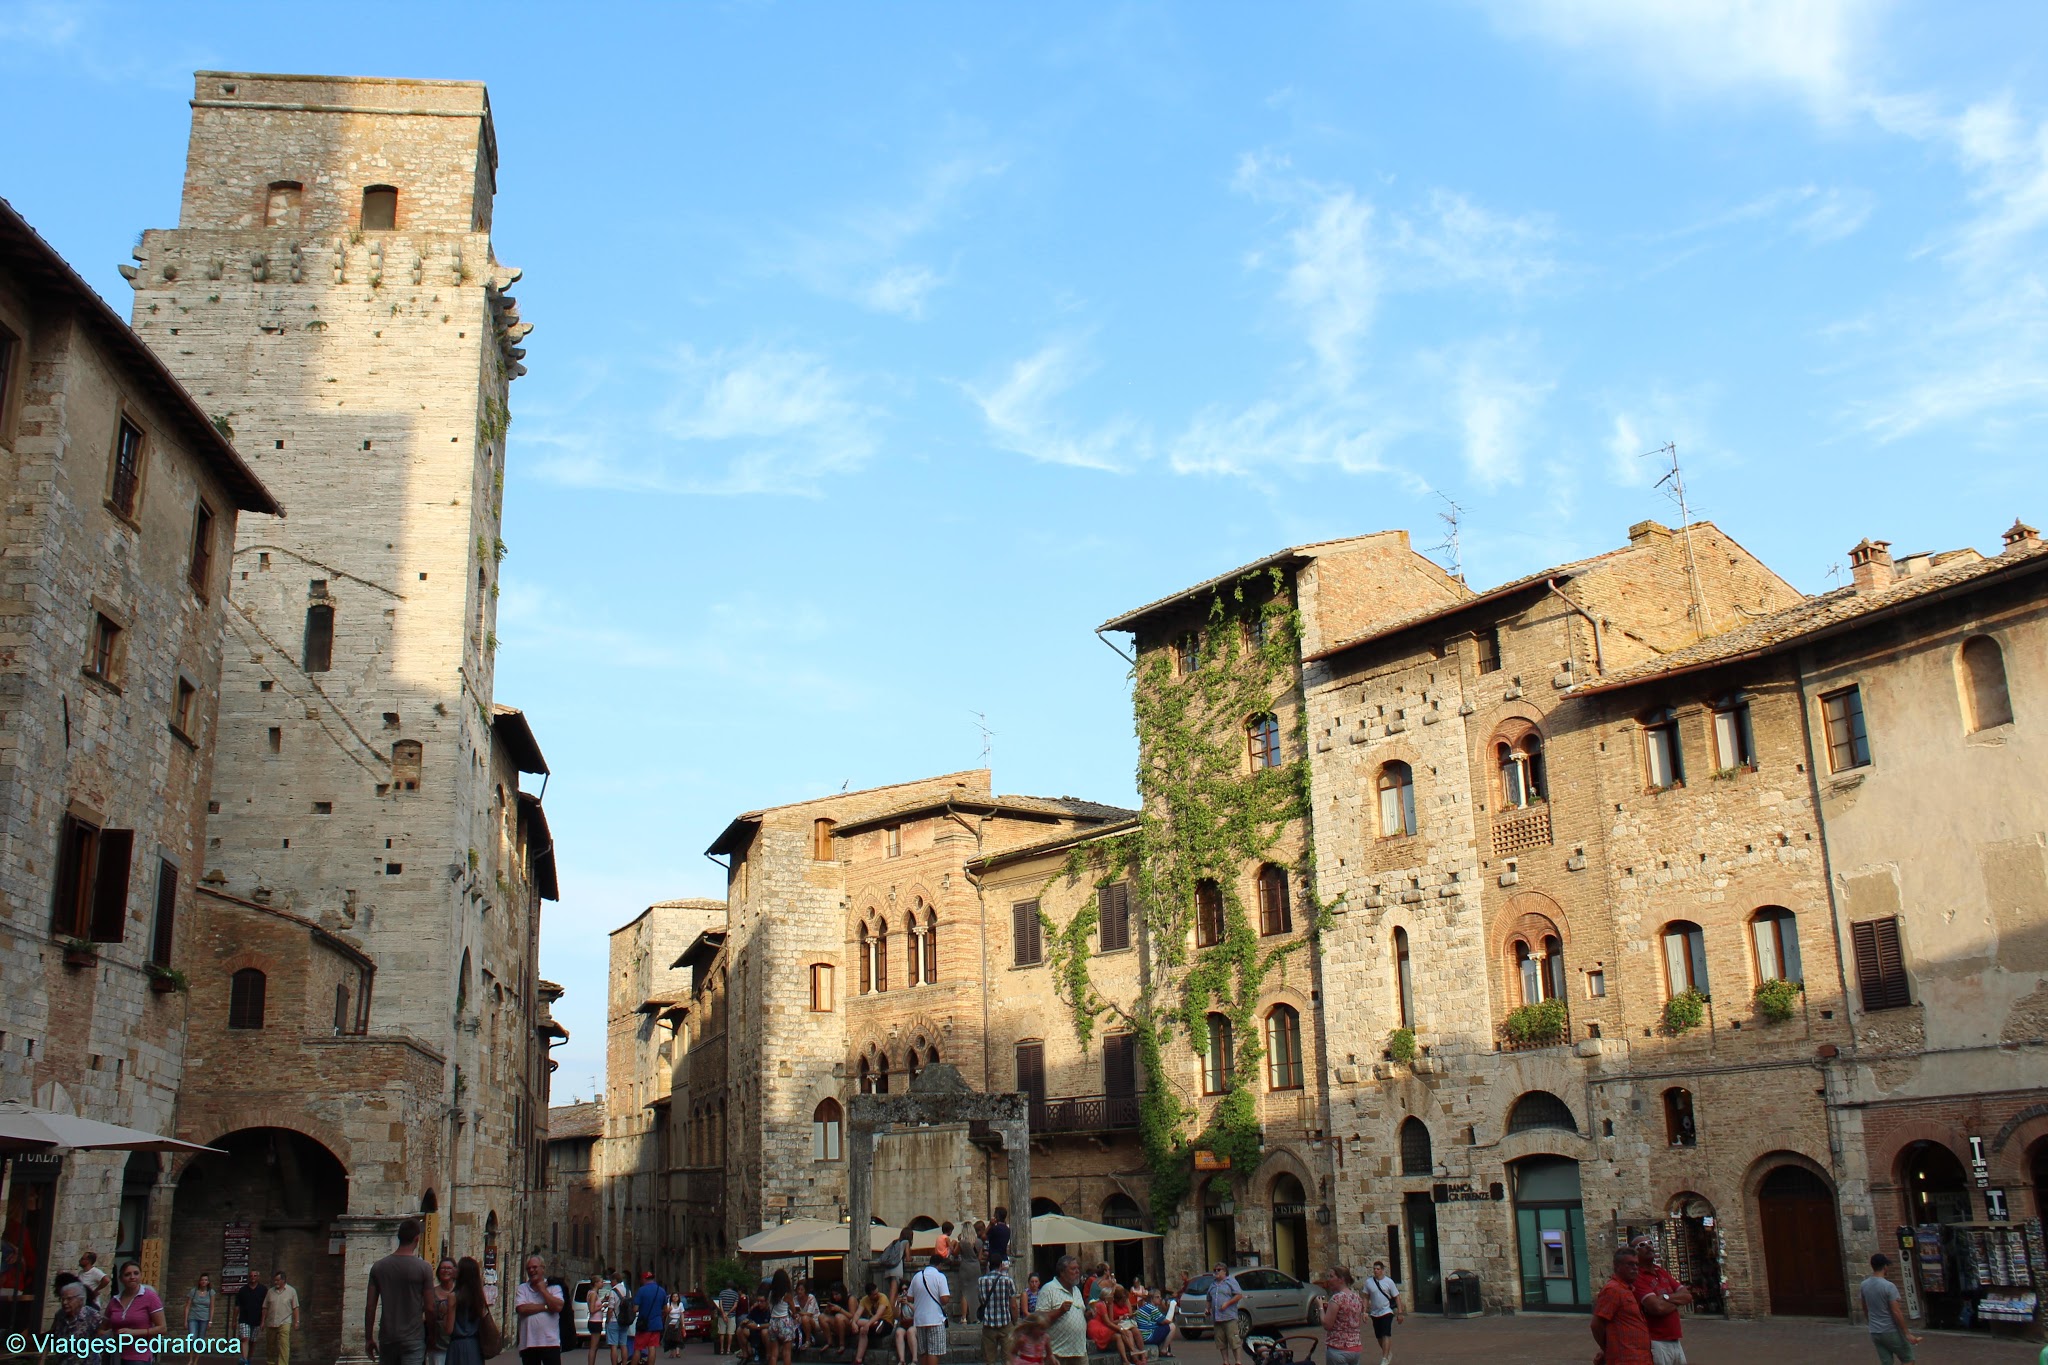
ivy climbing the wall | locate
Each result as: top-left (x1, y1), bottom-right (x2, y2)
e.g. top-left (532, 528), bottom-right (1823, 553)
top-left (1035, 568), bottom-right (1331, 1227)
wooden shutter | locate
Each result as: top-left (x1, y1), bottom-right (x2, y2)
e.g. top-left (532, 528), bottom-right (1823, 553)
top-left (88, 829), bottom-right (134, 943)
top-left (1098, 883), bottom-right (1130, 952)
top-left (1015, 1041), bottom-right (1046, 1105)
top-left (1013, 900), bottom-right (1042, 965)
top-left (150, 858), bottom-right (178, 965)
top-left (1852, 918), bottom-right (1910, 1010)
top-left (51, 815), bottom-right (95, 937)
top-left (1104, 1032), bottom-right (1137, 1099)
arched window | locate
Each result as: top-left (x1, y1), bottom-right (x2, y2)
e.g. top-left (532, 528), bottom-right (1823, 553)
top-left (1256, 864), bottom-right (1292, 936)
top-left (858, 922), bottom-right (874, 995)
top-left (361, 185), bottom-right (398, 231)
top-left (1508, 917), bottom-right (1564, 1007)
top-left (1495, 724), bottom-right (1546, 808)
top-left (921, 904), bottom-right (939, 984)
top-left (1202, 1013), bottom-right (1234, 1095)
top-left (1506, 1090), bottom-right (1577, 1134)
top-left (1398, 1117), bottom-right (1432, 1176)
top-left (860, 917), bottom-right (888, 994)
top-left (857, 1057), bottom-right (872, 1094)
top-left (228, 968), bottom-right (266, 1029)
top-left (906, 1048), bottom-right (922, 1084)
top-left (1264, 1005), bottom-right (1303, 1090)
top-left (1751, 907), bottom-right (1802, 984)
top-left (812, 1099), bottom-right (843, 1160)
top-left (926, 1045), bottom-right (941, 1069)
top-left (1248, 713), bottom-right (1282, 770)
top-left (1378, 762), bottom-right (1416, 838)
top-left (874, 1051), bottom-right (891, 1095)
top-left (1959, 635), bottom-right (2013, 732)
top-left (1663, 1088), bottom-right (1697, 1147)
top-left (456, 949), bottom-right (471, 1014)
top-left (1393, 926), bottom-right (1414, 1028)
top-left (1662, 920), bottom-right (1709, 996)
top-left (391, 739), bottom-right (422, 792)
top-left (1195, 879), bottom-right (1226, 948)
top-left (906, 911), bottom-right (925, 987)
top-left (303, 603), bottom-right (334, 672)
top-left (263, 181), bottom-right (302, 229)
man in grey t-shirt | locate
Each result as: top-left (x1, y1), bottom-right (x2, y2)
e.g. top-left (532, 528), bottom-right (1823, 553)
top-left (1858, 1255), bottom-right (1923, 1365)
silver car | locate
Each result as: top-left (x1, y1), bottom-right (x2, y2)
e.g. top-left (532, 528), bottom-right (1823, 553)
top-left (1175, 1268), bottom-right (1322, 1337)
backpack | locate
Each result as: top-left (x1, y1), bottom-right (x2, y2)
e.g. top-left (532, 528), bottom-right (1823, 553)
top-left (616, 1285), bottom-right (637, 1330)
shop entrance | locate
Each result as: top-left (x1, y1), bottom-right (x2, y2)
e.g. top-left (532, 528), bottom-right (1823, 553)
top-left (1900, 1141), bottom-right (1972, 1224)
top-left (1103, 1195), bottom-right (1146, 1286)
top-left (0, 1151), bottom-right (62, 1334)
top-left (1661, 1193), bottom-right (1724, 1315)
top-left (1756, 1164), bottom-right (1846, 1316)
top-left (1510, 1157), bottom-right (1589, 1311)
top-left (1270, 1175), bottom-right (1309, 1279)
top-left (1202, 1178), bottom-right (1236, 1270)
top-left (1402, 1193), bottom-right (1442, 1312)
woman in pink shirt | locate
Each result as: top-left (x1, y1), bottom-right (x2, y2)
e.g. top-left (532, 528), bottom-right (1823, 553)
top-left (1318, 1268), bottom-right (1364, 1365)
top-left (103, 1260), bottom-right (167, 1362)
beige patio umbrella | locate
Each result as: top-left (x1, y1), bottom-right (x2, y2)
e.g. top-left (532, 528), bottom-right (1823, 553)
top-left (1030, 1213), bottom-right (1160, 1244)
top-left (737, 1220), bottom-right (941, 1257)
top-left (0, 1100), bottom-right (222, 1220)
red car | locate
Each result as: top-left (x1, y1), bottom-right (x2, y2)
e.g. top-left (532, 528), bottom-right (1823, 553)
top-left (678, 1293), bottom-right (715, 1341)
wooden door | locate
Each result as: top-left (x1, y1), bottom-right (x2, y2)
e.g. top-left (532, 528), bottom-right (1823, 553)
top-left (1758, 1166), bottom-right (1848, 1316)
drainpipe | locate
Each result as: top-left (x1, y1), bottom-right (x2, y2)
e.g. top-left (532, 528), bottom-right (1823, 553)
top-left (1546, 580), bottom-right (1605, 676)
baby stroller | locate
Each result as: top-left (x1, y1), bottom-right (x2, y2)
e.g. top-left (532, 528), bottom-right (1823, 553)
top-left (1244, 1332), bottom-right (1320, 1365)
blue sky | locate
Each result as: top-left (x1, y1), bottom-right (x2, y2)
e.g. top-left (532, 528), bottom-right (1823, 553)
top-left (7, 1), bottom-right (2047, 1093)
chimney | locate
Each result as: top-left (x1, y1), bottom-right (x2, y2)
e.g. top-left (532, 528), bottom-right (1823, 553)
top-left (2004, 518), bottom-right (2041, 553)
top-left (1848, 539), bottom-right (1894, 591)
top-left (1627, 519), bottom-right (1672, 547)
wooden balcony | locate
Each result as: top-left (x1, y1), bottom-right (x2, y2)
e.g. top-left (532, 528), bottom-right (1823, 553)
top-left (1030, 1093), bottom-right (1140, 1134)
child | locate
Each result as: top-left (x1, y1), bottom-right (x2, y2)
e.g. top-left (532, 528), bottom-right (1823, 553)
top-left (1008, 1315), bottom-right (1050, 1365)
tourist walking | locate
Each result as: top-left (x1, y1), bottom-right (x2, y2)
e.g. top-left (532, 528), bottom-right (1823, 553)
top-left (1036, 1256), bottom-right (1088, 1365)
top-left (366, 1217), bottom-right (436, 1365)
top-left (103, 1260), bottom-right (167, 1364)
top-left (234, 1273), bottom-right (268, 1365)
top-left (51, 1279), bottom-right (105, 1361)
top-left (441, 1258), bottom-right (492, 1365)
top-left (184, 1273), bottom-right (215, 1341)
top-left (427, 1260), bottom-right (457, 1365)
top-left (1860, 1254), bottom-right (1925, 1365)
top-left (1590, 1250), bottom-right (1652, 1365)
top-left (78, 1252), bottom-right (109, 1307)
top-left (1205, 1264), bottom-right (1245, 1365)
top-left (632, 1272), bottom-right (667, 1365)
top-left (1320, 1269), bottom-right (1363, 1365)
top-left (1631, 1238), bottom-right (1692, 1365)
top-left (909, 1254), bottom-right (952, 1365)
top-left (975, 1258), bottom-right (1017, 1365)
top-left (609, 1273), bottom-right (635, 1364)
top-left (765, 1269), bottom-right (797, 1365)
top-left (1361, 1262), bottom-right (1401, 1365)
top-left (263, 1269), bottom-right (302, 1365)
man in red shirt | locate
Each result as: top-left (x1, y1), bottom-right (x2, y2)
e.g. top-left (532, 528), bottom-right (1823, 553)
top-left (1633, 1237), bottom-right (1693, 1365)
top-left (1591, 1249), bottom-right (1652, 1365)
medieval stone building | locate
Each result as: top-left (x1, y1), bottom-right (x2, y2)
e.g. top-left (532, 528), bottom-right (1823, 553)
top-left (0, 195), bottom-right (277, 1336)
top-left (116, 71), bottom-right (559, 1354)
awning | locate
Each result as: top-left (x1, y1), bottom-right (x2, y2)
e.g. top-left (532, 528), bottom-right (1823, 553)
top-left (0, 1102), bottom-right (224, 1153)
top-left (1031, 1212), bottom-right (1160, 1244)
top-left (736, 1220), bottom-right (942, 1257)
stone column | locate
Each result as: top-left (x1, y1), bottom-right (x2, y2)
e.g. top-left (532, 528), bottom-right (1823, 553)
top-left (333, 1213), bottom-right (407, 1365)
top-left (1001, 1121), bottom-right (1031, 1277)
top-left (845, 1111), bottom-right (878, 1297)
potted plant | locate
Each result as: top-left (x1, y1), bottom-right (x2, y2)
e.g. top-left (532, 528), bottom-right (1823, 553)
top-left (1387, 1027), bottom-right (1417, 1065)
top-left (1665, 989), bottom-right (1708, 1034)
top-left (60, 937), bottom-right (97, 969)
top-left (1755, 977), bottom-right (1803, 1023)
top-left (146, 963), bottom-right (189, 995)
top-left (1504, 998), bottom-right (1568, 1046)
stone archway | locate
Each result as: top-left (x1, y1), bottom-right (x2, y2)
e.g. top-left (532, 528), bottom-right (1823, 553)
top-left (169, 1128), bottom-right (349, 1364)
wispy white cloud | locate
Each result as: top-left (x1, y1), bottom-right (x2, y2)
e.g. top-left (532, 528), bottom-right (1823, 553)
top-left (526, 344), bottom-right (880, 496)
top-left (766, 153), bottom-right (1005, 319)
top-left (1446, 338), bottom-right (1555, 489)
top-left (968, 342), bottom-right (1148, 472)
top-left (1479, 0), bottom-right (1883, 122)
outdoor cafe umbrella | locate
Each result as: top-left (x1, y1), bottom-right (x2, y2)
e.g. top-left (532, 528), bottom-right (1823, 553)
top-left (1029, 1212), bottom-right (1161, 1244)
top-left (737, 1219), bottom-right (942, 1257)
top-left (0, 1099), bottom-right (222, 1209)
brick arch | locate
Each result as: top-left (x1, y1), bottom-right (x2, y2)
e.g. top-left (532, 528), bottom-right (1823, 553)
top-left (1992, 1102), bottom-right (2048, 1154)
top-left (1252, 1143), bottom-right (1318, 1201)
top-left (1993, 1114), bottom-right (2048, 1187)
top-left (1495, 889), bottom-right (1571, 943)
top-left (1740, 1148), bottom-right (1837, 1201)
top-left (1469, 697), bottom-right (1549, 760)
top-left (1868, 1119), bottom-right (1973, 1193)
top-left (168, 1116), bottom-right (352, 1182)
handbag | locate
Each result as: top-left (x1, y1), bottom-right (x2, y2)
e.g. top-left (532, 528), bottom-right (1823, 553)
top-left (477, 1311), bottom-right (504, 1359)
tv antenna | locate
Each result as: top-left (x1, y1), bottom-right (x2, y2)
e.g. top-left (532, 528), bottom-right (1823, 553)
top-left (971, 711), bottom-right (996, 765)
top-left (1641, 442), bottom-right (1713, 638)
top-left (1429, 492), bottom-right (1466, 582)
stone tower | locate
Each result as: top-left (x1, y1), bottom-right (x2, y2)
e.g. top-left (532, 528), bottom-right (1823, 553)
top-left (128, 72), bottom-right (544, 1300)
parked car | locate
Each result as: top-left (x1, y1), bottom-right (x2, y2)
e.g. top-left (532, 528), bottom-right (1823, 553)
top-left (1175, 1268), bottom-right (1322, 1337)
top-left (568, 1280), bottom-right (595, 1347)
top-left (679, 1292), bottom-right (715, 1341)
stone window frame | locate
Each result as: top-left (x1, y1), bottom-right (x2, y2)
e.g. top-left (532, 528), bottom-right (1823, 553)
top-left (1175, 630), bottom-right (1201, 676)
top-left (360, 184), bottom-right (399, 232)
top-left (1660, 919), bottom-right (1709, 998)
top-left (263, 180), bottom-right (304, 229)
top-left (104, 407), bottom-right (150, 528)
top-left (1819, 685), bottom-right (1872, 773)
top-left (187, 499), bottom-right (218, 601)
top-left (1707, 692), bottom-right (1758, 771)
top-left (83, 600), bottom-right (129, 693)
top-left (1749, 906), bottom-right (1803, 987)
top-left (808, 962), bottom-right (835, 1012)
top-left (227, 966), bottom-right (267, 1029)
top-left (1491, 718), bottom-right (1546, 810)
top-left (1639, 705), bottom-right (1686, 791)
top-left (812, 1098), bottom-right (844, 1161)
top-left (1662, 1087), bottom-right (1698, 1147)
top-left (1956, 634), bottom-right (2014, 734)
top-left (1193, 878), bottom-right (1226, 948)
top-left (1505, 910), bottom-right (1567, 1009)
top-left (1393, 925), bottom-right (1414, 1028)
top-left (168, 671), bottom-right (200, 746)
top-left (1376, 760), bottom-right (1416, 839)
top-left (1255, 863), bottom-right (1292, 937)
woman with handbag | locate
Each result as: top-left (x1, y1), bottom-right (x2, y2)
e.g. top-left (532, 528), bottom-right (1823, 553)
top-left (443, 1258), bottom-right (500, 1365)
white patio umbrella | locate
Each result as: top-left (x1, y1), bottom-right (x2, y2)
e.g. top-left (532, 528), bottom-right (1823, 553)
top-left (1030, 1213), bottom-right (1160, 1244)
top-left (0, 1100), bottom-right (222, 1211)
top-left (738, 1220), bottom-right (943, 1257)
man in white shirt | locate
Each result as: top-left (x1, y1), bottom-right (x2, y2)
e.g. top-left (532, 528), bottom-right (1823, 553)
top-left (910, 1255), bottom-right (952, 1365)
top-left (1360, 1263), bottom-right (1402, 1365)
top-left (1035, 1256), bottom-right (1089, 1365)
